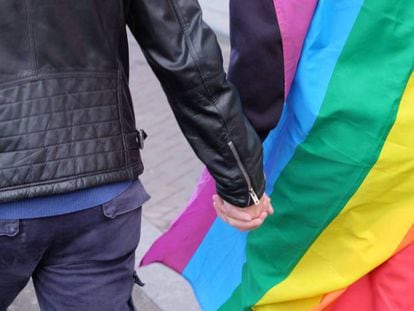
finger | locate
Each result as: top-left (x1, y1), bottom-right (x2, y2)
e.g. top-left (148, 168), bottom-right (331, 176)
top-left (268, 203), bottom-right (274, 215)
top-left (213, 196), bottom-right (227, 215)
top-left (242, 203), bottom-right (262, 219)
top-left (263, 200), bottom-right (274, 216)
top-left (212, 194), bottom-right (223, 206)
top-left (215, 203), bottom-right (267, 231)
top-left (238, 218), bottom-right (266, 231)
top-left (213, 202), bottom-right (231, 223)
top-left (261, 196), bottom-right (270, 212)
top-left (258, 211), bottom-right (268, 221)
top-left (223, 202), bottom-right (253, 222)
top-left (257, 195), bottom-right (273, 216)
top-left (214, 205), bottom-right (247, 229)
top-left (226, 216), bottom-right (265, 231)
top-left (213, 198), bottom-right (225, 215)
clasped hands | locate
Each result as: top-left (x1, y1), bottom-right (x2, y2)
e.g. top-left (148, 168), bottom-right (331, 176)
top-left (213, 194), bottom-right (273, 231)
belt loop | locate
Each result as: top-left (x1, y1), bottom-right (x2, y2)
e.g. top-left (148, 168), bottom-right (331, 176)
top-left (133, 270), bottom-right (145, 287)
top-left (136, 129), bottom-right (148, 150)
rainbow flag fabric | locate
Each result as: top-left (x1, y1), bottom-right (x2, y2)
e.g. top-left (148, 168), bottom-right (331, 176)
top-left (142, 0), bottom-right (414, 310)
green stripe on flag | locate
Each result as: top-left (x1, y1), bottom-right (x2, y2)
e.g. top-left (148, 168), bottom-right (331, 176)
top-left (221, 0), bottom-right (414, 309)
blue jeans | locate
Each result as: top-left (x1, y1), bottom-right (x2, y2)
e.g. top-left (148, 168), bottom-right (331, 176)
top-left (0, 195), bottom-right (142, 310)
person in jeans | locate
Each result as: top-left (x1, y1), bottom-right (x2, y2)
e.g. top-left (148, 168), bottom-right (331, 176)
top-left (0, 0), bottom-right (272, 310)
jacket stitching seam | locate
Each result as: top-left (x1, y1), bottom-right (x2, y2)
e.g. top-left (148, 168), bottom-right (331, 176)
top-left (166, 72), bottom-right (223, 97)
top-left (1, 149), bottom-right (125, 171)
top-left (0, 71), bottom-right (117, 90)
top-left (0, 88), bottom-right (117, 109)
top-left (28, 2), bottom-right (40, 75)
top-left (24, 0), bottom-right (36, 74)
top-left (0, 132), bottom-right (124, 155)
top-left (116, 2), bottom-right (131, 176)
top-left (0, 119), bottom-right (119, 140)
top-left (116, 70), bottom-right (131, 176)
top-left (168, 0), bottom-right (216, 101)
top-left (0, 163), bottom-right (141, 192)
top-left (0, 103), bottom-right (117, 124)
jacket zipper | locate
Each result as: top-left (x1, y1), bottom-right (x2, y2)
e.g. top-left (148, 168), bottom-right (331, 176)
top-left (228, 141), bottom-right (260, 206)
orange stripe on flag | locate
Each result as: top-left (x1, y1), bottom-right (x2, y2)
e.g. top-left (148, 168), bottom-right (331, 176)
top-left (315, 225), bottom-right (414, 311)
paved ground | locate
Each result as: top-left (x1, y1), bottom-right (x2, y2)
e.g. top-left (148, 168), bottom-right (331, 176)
top-left (10, 24), bottom-right (230, 311)
top-left (198, 0), bottom-right (229, 35)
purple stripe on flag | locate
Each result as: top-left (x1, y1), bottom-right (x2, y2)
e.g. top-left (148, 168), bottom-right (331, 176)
top-left (140, 168), bottom-right (217, 273)
top-left (274, 0), bottom-right (318, 97)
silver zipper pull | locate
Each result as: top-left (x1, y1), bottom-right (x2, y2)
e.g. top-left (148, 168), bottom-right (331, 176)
top-left (249, 188), bottom-right (260, 206)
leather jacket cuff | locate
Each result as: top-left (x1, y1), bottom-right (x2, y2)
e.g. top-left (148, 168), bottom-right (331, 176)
top-left (216, 171), bottom-right (266, 208)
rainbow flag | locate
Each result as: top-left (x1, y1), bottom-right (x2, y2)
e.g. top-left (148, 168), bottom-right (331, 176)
top-left (142, 0), bottom-right (414, 310)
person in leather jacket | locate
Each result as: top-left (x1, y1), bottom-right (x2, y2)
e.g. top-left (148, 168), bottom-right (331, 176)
top-left (0, 0), bottom-right (271, 309)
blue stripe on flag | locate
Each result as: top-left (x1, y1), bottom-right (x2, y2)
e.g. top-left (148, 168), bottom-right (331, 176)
top-left (183, 1), bottom-right (365, 310)
top-left (264, 0), bottom-right (364, 194)
top-left (183, 219), bottom-right (247, 311)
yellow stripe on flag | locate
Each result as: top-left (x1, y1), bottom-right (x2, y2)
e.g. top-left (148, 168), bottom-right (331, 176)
top-left (254, 73), bottom-right (414, 310)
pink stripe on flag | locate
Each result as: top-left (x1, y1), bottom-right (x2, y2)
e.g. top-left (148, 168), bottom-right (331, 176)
top-left (140, 168), bottom-right (217, 273)
top-left (273, 0), bottom-right (318, 98)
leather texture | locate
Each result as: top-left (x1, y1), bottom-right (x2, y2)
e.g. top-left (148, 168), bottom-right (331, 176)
top-left (0, 0), bottom-right (264, 207)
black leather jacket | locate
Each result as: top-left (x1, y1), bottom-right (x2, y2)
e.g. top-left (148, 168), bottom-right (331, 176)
top-left (0, 0), bottom-right (265, 207)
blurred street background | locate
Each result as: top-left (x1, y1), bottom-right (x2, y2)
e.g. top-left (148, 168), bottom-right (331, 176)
top-left (11, 3), bottom-right (229, 311)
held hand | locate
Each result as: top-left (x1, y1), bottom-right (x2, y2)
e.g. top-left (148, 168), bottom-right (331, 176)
top-left (212, 194), bottom-right (274, 231)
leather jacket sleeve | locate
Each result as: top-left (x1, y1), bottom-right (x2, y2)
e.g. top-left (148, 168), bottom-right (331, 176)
top-left (126, 0), bottom-right (265, 207)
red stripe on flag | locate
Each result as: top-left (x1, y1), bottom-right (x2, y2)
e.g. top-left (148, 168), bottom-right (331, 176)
top-left (330, 242), bottom-right (414, 311)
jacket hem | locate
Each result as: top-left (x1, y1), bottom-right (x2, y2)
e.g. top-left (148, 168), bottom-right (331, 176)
top-left (0, 164), bottom-right (143, 203)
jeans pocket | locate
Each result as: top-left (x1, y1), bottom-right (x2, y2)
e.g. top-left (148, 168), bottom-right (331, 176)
top-left (101, 182), bottom-right (148, 220)
top-left (102, 202), bottom-right (141, 220)
top-left (0, 220), bottom-right (19, 237)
